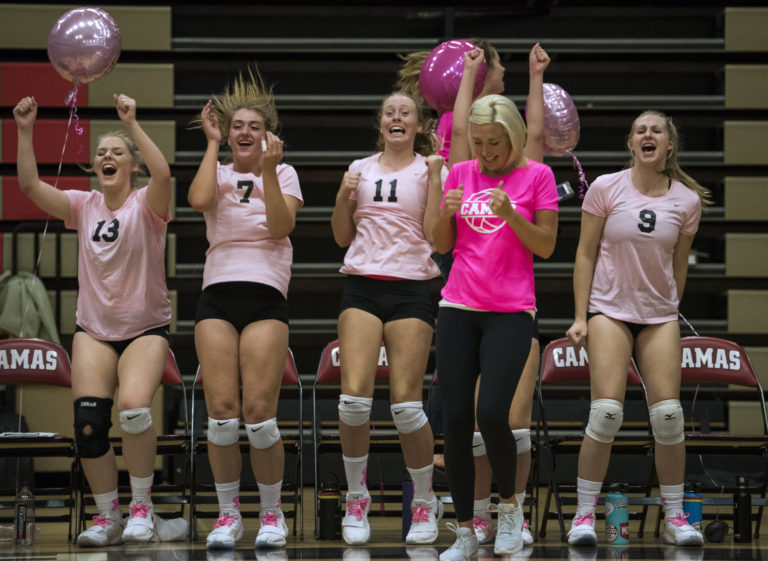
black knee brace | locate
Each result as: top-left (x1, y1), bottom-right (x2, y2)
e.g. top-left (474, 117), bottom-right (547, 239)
top-left (74, 397), bottom-right (113, 458)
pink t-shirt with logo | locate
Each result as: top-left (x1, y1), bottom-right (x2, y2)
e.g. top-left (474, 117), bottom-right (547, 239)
top-left (440, 159), bottom-right (558, 312)
top-left (340, 153), bottom-right (445, 280)
top-left (202, 162), bottom-right (304, 297)
top-left (65, 187), bottom-right (172, 340)
top-left (582, 168), bottom-right (701, 323)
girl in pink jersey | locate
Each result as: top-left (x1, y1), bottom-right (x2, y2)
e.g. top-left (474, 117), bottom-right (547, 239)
top-left (14, 94), bottom-right (173, 547)
top-left (331, 91), bottom-right (446, 546)
top-left (189, 68), bottom-right (303, 550)
top-left (443, 43), bottom-right (550, 550)
top-left (565, 111), bottom-right (710, 547)
top-left (432, 95), bottom-right (558, 561)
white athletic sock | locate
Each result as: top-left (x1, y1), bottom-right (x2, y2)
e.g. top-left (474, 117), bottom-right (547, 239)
top-left (407, 464), bottom-right (434, 502)
top-left (474, 496), bottom-right (491, 515)
top-left (576, 477), bottom-right (602, 514)
top-left (93, 489), bottom-right (121, 518)
top-left (215, 480), bottom-right (241, 514)
top-left (660, 483), bottom-right (685, 518)
top-left (257, 480), bottom-right (283, 510)
top-left (129, 474), bottom-right (154, 505)
top-left (343, 454), bottom-right (369, 496)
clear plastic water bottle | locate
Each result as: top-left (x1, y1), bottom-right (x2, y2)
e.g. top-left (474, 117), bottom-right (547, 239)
top-left (15, 485), bottom-right (35, 545)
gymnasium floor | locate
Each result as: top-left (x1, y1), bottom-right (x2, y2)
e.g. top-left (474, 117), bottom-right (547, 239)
top-left (2, 489), bottom-right (765, 561)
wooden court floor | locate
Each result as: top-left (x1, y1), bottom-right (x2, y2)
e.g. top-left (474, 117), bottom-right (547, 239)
top-left (1, 488), bottom-right (765, 561)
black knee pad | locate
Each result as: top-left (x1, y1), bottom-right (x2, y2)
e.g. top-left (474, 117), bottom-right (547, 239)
top-left (74, 397), bottom-right (113, 458)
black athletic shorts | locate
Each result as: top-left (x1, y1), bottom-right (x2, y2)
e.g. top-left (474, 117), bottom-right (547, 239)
top-left (195, 281), bottom-right (289, 332)
top-left (75, 324), bottom-right (170, 356)
top-left (338, 275), bottom-right (435, 326)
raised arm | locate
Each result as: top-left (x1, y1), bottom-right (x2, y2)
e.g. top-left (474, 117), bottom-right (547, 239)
top-left (13, 97), bottom-right (71, 222)
top-left (188, 100), bottom-right (221, 213)
top-left (114, 94), bottom-right (171, 218)
top-left (261, 131), bottom-right (299, 239)
top-left (565, 210), bottom-right (605, 347)
top-left (447, 49), bottom-right (484, 168)
top-left (523, 43), bottom-right (550, 163)
top-left (330, 170), bottom-right (360, 247)
top-left (423, 155), bottom-right (445, 245)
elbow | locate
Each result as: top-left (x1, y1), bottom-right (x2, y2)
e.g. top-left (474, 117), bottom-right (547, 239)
top-left (187, 194), bottom-right (212, 214)
top-left (535, 241), bottom-right (556, 260)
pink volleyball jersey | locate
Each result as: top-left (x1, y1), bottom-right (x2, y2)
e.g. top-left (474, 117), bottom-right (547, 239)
top-left (436, 112), bottom-right (452, 160)
top-left (340, 153), bottom-right (445, 280)
top-left (582, 168), bottom-right (701, 323)
top-left (202, 162), bottom-right (303, 297)
top-left (64, 187), bottom-right (172, 340)
top-left (440, 159), bottom-right (558, 312)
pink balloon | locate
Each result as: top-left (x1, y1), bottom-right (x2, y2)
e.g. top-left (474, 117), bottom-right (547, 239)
top-left (419, 40), bottom-right (488, 114)
top-left (47, 7), bottom-right (121, 86)
top-left (542, 83), bottom-right (580, 157)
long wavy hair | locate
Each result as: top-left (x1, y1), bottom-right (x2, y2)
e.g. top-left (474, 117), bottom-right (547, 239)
top-left (190, 66), bottom-right (280, 141)
top-left (626, 110), bottom-right (712, 206)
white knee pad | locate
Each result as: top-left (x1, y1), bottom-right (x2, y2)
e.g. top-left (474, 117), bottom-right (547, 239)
top-left (512, 428), bottom-right (531, 453)
top-left (649, 399), bottom-right (685, 445)
top-left (585, 399), bottom-right (624, 444)
top-left (207, 417), bottom-right (240, 446)
top-left (472, 432), bottom-right (486, 457)
top-left (245, 417), bottom-right (281, 449)
top-left (338, 394), bottom-right (372, 427)
top-left (119, 408), bottom-right (152, 435)
top-left (390, 401), bottom-right (428, 435)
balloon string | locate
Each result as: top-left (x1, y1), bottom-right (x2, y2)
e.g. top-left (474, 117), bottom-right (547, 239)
top-left (18, 85), bottom-right (81, 340)
top-left (568, 151), bottom-right (589, 199)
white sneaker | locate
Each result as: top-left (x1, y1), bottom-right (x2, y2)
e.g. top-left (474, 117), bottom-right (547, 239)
top-left (493, 502), bottom-right (523, 555)
top-left (472, 511), bottom-right (494, 545)
top-left (208, 551), bottom-right (245, 561)
top-left (123, 502), bottom-right (155, 542)
top-left (522, 520), bottom-right (534, 545)
top-left (439, 523), bottom-right (479, 561)
top-left (256, 507), bottom-right (289, 547)
top-left (342, 493), bottom-right (371, 545)
top-left (343, 548), bottom-right (371, 561)
top-left (77, 513), bottom-right (124, 547)
top-left (406, 495), bottom-right (444, 544)
top-left (662, 513), bottom-right (704, 546)
top-left (206, 512), bottom-right (243, 549)
top-left (567, 510), bottom-right (597, 546)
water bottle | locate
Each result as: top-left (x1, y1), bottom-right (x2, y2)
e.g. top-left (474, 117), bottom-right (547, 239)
top-left (15, 485), bottom-right (35, 546)
top-left (605, 483), bottom-right (629, 545)
top-left (733, 475), bottom-right (752, 543)
top-left (401, 477), bottom-right (413, 541)
top-left (683, 482), bottom-right (703, 531)
top-left (317, 478), bottom-right (341, 540)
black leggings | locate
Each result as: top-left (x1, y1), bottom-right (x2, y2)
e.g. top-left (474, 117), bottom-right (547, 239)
top-left (436, 307), bottom-right (533, 522)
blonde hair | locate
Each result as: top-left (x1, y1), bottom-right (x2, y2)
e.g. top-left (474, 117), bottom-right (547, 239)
top-left (396, 39), bottom-right (500, 107)
top-left (375, 91), bottom-right (437, 157)
top-left (84, 130), bottom-right (145, 189)
top-left (627, 110), bottom-right (712, 206)
top-left (469, 94), bottom-right (527, 167)
top-left (191, 66), bottom-right (279, 140)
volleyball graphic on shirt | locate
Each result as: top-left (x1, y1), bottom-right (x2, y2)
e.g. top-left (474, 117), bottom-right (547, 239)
top-left (460, 187), bottom-right (515, 234)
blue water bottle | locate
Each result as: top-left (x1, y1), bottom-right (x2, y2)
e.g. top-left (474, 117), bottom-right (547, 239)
top-left (605, 483), bottom-right (629, 545)
top-left (683, 482), bottom-right (703, 531)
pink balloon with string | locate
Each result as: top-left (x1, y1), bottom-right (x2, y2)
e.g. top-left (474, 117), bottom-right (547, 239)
top-left (47, 7), bottom-right (121, 87)
top-left (542, 83), bottom-right (589, 197)
top-left (419, 40), bottom-right (487, 114)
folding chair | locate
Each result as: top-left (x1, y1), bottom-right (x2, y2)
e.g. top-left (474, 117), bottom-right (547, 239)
top-left (665, 336), bottom-right (768, 539)
top-left (189, 349), bottom-right (303, 540)
top-left (0, 338), bottom-right (78, 541)
top-left (312, 339), bottom-right (414, 539)
top-left (76, 348), bottom-right (192, 537)
top-left (536, 337), bottom-right (652, 541)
